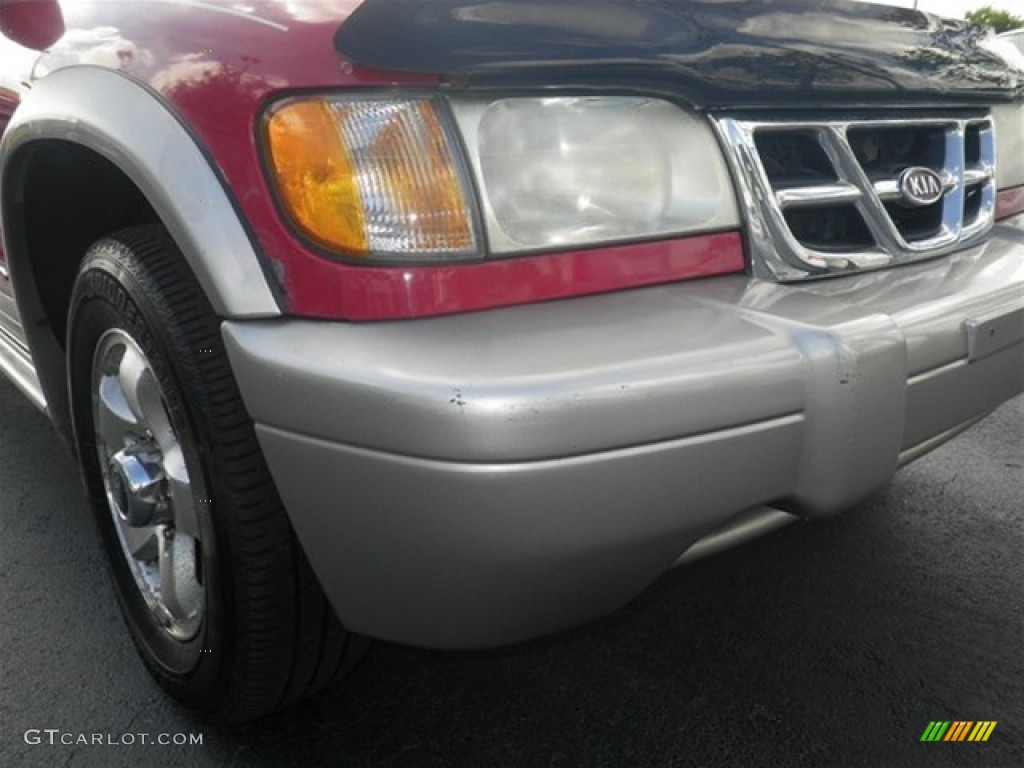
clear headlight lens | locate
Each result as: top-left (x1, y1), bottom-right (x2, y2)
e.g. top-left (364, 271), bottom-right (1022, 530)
top-left (265, 98), bottom-right (477, 258)
top-left (450, 96), bottom-right (739, 252)
top-left (991, 103), bottom-right (1024, 190)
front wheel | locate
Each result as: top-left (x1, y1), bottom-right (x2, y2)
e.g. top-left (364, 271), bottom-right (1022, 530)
top-left (68, 225), bottom-right (365, 722)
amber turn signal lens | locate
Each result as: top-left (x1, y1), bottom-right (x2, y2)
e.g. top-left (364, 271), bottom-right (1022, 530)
top-left (266, 100), bottom-right (366, 252)
top-left (265, 98), bottom-right (476, 258)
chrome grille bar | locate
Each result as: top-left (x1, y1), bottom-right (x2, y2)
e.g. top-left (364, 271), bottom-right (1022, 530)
top-left (777, 182), bottom-right (862, 208)
top-left (712, 115), bottom-right (996, 281)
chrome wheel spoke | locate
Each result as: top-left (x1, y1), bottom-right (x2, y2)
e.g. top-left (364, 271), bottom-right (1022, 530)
top-left (163, 444), bottom-right (200, 540)
top-left (95, 374), bottom-right (141, 450)
top-left (158, 527), bottom-right (202, 628)
top-left (118, 345), bottom-right (173, 442)
top-left (122, 525), bottom-right (159, 561)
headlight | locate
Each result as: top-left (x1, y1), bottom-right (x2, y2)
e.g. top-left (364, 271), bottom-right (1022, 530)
top-left (991, 101), bottom-right (1024, 220)
top-left (264, 97), bottom-right (478, 259)
top-left (991, 102), bottom-right (1024, 191)
top-left (450, 96), bottom-right (739, 253)
top-left (263, 94), bottom-right (739, 261)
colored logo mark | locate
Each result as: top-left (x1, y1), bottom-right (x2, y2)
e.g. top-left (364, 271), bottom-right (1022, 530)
top-left (920, 721), bottom-right (997, 742)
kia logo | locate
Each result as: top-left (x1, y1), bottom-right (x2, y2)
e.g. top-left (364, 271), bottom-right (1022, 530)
top-left (898, 166), bottom-right (944, 207)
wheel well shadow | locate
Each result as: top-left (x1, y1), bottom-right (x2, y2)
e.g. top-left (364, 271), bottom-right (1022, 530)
top-left (4, 139), bottom-right (160, 447)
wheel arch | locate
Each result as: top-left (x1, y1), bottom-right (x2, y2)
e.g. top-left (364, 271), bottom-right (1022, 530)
top-left (0, 65), bottom-right (280, 444)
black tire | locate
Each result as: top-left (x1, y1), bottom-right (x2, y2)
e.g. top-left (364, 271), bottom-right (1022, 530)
top-left (67, 224), bottom-right (366, 722)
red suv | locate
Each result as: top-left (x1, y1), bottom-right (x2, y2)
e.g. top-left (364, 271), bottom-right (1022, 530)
top-left (0, 0), bottom-right (1022, 721)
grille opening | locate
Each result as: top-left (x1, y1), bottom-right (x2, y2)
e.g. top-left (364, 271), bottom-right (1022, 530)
top-left (883, 199), bottom-right (943, 241)
top-left (784, 205), bottom-right (874, 251)
top-left (847, 125), bottom-right (946, 180)
top-left (754, 131), bottom-right (836, 186)
top-left (724, 114), bottom-right (995, 279)
top-left (963, 184), bottom-right (983, 225)
top-left (965, 124), bottom-right (981, 166)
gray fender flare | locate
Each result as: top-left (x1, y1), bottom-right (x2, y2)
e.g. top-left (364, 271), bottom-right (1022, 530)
top-left (0, 65), bottom-right (280, 319)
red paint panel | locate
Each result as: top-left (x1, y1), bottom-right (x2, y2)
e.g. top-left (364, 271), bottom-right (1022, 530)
top-left (287, 232), bottom-right (746, 320)
top-left (0, 0), bottom-right (65, 50)
top-left (48, 3), bottom-right (744, 320)
top-left (995, 185), bottom-right (1024, 220)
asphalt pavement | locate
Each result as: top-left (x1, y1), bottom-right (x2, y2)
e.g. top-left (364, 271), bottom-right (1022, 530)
top-left (1, 372), bottom-right (1021, 768)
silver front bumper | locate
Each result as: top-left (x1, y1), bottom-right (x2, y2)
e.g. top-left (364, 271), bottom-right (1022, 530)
top-left (222, 217), bottom-right (1024, 649)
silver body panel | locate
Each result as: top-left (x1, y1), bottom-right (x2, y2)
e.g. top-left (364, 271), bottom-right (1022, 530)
top-left (0, 278), bottom-right (24, 341)
top-left (0, 320), bottom-right (44, 410)
top-left (0, 258), bottom-right (39, 409)
top-left (222, 216), bottom-right (1024, 649)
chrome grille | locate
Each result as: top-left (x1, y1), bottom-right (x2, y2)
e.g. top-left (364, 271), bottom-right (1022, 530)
top-left (713, 115), bottom-right (996, 280)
